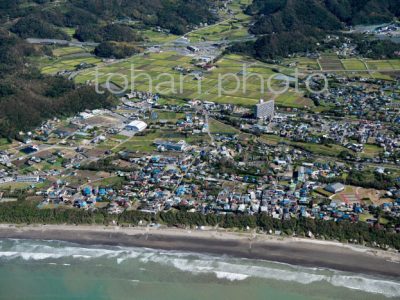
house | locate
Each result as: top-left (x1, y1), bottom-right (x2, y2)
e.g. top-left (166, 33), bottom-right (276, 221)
top-left (325, 183), bottom-right (345, 194)
top-left (187, 45), bottom-right (199, 52)
top-left (154, 140), bottom-right (188, 151)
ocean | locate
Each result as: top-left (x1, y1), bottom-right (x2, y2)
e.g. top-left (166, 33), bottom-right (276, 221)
top-left (0, 239), bottom-right (399, 300)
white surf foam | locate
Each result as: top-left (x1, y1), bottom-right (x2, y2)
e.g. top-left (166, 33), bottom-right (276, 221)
top-left (214, 271), bottom-right (249, 281)
top-left (330, 275), bottom-right (400, 298)
top-left (1, 239), bottom-right (399, 298)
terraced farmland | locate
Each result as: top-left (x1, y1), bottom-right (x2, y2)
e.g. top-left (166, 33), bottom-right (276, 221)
top-left (186, 0), bottom-right (252, 42)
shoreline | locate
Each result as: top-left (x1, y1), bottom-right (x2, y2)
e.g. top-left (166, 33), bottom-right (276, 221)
top-left (0, 224), bottom-right (399, 279)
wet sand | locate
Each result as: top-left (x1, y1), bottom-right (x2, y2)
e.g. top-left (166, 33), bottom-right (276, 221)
top-left (0, 224), bottom-right (399, 278)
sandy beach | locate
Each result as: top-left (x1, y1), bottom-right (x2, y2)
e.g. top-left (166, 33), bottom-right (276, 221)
top-left (0, 224), bottom-right (399, 278)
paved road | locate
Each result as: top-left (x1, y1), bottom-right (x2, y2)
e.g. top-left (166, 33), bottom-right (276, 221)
top-left (26, 38), bottom-right (98, 47)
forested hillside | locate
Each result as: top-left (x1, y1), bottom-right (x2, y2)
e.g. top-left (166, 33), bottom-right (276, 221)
top-left (0, 0), bottom-right (218, 137)
top-left (247, 0), bottom-right (400, 35)
top-left (0, 29), bottom-right (116, 138)
top-left (3, 0), bottom-right (217, 40)
top-left (229, 0), bottom-right (400, 60)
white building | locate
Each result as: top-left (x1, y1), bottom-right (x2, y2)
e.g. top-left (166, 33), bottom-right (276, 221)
top-left (0, 177), bottom-right (13, 184)
top-left (125, 120), bottom-right (147, 132)
top-left (16, 176), bottom-right (40, 183)
top-left (325, 183), bottom-right (345, 194)
top-left (79, 112), bottom-right (93, 120)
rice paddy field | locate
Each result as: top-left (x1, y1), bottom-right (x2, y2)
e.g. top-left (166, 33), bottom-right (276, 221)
top-left (318, 54), bottom-right (344, 71)
top-left (74, 51), bottom-right (308, 108)
top-left (40, 56), bottom-right (102, 75)
top-left (340, 59), bottom-right (367, 71)
top-left (37, 44), bottom-right (399, 108)
top-left (287, 54), bottom-right (400, 82)
top-left (366, 59), bottom-right (400, 71)
top-left (29, 44), bottom-right (100, 75)
top-left (142, 30), bottom-right (179, 44)
top-left (287, 54), bottom-right (400, 75)
top-left (323, 56), bottom-right (400, 74)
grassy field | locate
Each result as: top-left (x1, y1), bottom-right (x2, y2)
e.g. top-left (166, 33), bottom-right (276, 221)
top-left (260, 134), bottom-right (351, 157)
top-left (366, 60), bottom-right (399, 71)
top-left (0, 181), bottom-right (49, 191)
top-left (150, 111), bottom-right (185, 123)
top-left (52, 46), bottom-right (88, 57)
top-left (142, 30), bottom-right (179, 43)
top-left (0, 138), bottom-right (10, 150)
top-left (260, 134), bottom-right (285, 145)
top-left (113, 128), bottom-right (210, 153)
top-left (91, 176), bottom-right (125, 187)
top-left (157, 97), bottom-right (187, 106)
top-left (61, 27), bottom-right (76, 38)
top-left (113, 130), bottom-right (175, 153)
top-left (341, 59), bottom-right (367, 71)
top-left (282, 57), bottom-right (321, 70)
top-left (370, 72), bottom-right (394, 80)
top-left (293, 142), bottom-right (350, 157)
top-left (209, 119), bottom-right (240, 135)
top-left (359, 212), bottom-right (374, 222)
top-left (361, 144), bottom-right (383, 158)
top-left (275, 92), bottom-right (313, 108)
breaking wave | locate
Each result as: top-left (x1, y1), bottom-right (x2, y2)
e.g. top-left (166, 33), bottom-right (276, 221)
top-left (0, 238), bottom-right (399, 298)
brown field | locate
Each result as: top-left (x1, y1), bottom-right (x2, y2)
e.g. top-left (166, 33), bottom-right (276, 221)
top-left (319, 54), bottom-right (344, 71)
top-left (332, 186), bottom-right (389, 206)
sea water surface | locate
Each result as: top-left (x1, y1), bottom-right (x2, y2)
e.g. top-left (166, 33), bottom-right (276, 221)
top-left (0, 239), bottom-right (399, 300)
